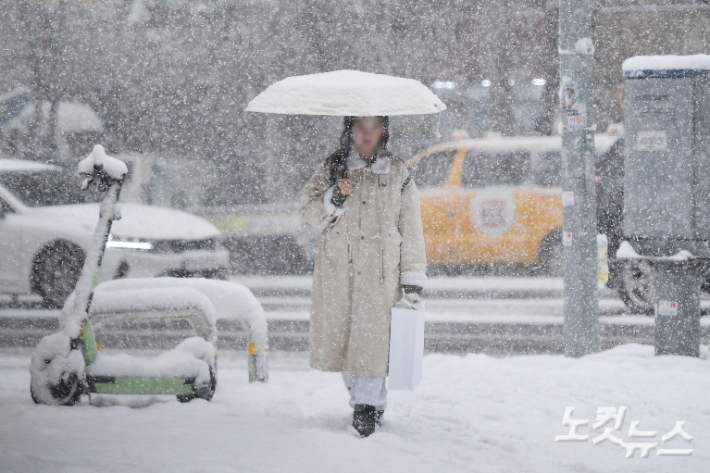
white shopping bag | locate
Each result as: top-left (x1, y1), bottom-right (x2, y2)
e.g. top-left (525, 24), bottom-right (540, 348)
top-left (388, 304), bottom-right (425, 390)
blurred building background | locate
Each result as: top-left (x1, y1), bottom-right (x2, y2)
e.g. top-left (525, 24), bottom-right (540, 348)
top-left (0, 0), bottom-right (708, 205)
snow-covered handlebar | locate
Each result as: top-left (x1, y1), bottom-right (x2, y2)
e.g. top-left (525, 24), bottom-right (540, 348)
top-left (63, 145), bottom-right (128, 338)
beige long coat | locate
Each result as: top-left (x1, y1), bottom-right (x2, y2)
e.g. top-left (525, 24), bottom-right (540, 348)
top-left (299, 153), bottom-right (427, 378)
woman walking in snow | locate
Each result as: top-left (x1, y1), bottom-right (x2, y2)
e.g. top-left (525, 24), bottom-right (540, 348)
top-left (299, 116), bottom-right (427, 437)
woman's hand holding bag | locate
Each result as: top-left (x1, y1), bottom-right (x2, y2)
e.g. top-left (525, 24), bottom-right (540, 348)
top-left (389, 286), bottom-right (425, 390)
top-left (395, 288), bottom-right (423, 311)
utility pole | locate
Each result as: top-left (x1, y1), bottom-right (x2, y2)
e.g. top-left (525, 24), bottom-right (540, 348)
top-left (559, 0), bottom-right (599, 356)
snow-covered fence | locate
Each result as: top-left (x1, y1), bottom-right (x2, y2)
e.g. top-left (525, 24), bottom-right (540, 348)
top-left (94, 278), bottom-right (268, 348)
top-left (89, 286), bottom-right (219, 345)
top-left (82, 277), bottom-right (269, 382)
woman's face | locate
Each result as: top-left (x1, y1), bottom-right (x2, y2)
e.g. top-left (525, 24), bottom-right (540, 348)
top-left (352, 117), bottom-right (384, 156)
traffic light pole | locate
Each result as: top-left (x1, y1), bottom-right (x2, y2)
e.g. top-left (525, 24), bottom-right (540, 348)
top-left (559, 0), bottom-right (600, 357)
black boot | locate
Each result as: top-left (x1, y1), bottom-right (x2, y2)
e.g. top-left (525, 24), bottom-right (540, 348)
top-left (352, 404), bottom-right (378, 437)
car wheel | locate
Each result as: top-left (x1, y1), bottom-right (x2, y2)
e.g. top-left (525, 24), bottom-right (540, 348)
top-left (619, 260), bottom-right (654, 315)
top-left (32, 241), bottom-right (85, 309)
top-left (538, 230), bottom-right (563, 277)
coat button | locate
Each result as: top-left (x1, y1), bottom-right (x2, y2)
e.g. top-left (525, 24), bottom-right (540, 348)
top-left (361, 236), bottom-right (365, 240)
top-left (358, 271), bottom-right (361, 275)
top-left (362, 201), bottom-right (366, 205)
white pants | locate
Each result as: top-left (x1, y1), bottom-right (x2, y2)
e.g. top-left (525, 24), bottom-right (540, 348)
top-left (342, 374), bottom-right (387, 410)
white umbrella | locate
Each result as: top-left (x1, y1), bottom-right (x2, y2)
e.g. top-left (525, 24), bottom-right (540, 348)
top-left (245, 70), bottom-right (446, 117)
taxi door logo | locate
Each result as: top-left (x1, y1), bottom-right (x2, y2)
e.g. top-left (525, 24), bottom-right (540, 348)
top-left (470, 191), bottom-right (516, 236)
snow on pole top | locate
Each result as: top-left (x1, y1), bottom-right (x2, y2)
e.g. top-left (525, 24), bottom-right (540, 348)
top-left (245, 70), bottom-right (446, 116)
top-left (77, 144), bottom-right (128, 182)
top-left (623, 55), bottom-right (710, 79)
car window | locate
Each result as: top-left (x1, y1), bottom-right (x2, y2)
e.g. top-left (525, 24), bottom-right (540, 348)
top-left (0, 170), bottom-right (103, 207)
top-left (461, 150), bottom-right (530, 187)
top-left (407, 150), bottom-right (457, 188)
top-left (532, 150), bottom-right (562, 187)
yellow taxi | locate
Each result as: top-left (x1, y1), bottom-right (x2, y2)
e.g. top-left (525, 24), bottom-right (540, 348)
top-left (405, 134), bottom-right (618, 274)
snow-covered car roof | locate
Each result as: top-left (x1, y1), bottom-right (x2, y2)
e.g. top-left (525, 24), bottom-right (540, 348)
top-left (0, 157), bottom-right (222, 240)
top-left (0, 158), bottom-right (59, 173)
top-left (407, 134), bottom-right (618, 165)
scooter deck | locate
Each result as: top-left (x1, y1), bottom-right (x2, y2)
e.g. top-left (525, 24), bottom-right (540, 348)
top-left (86, 375), bottom-right (199, 396)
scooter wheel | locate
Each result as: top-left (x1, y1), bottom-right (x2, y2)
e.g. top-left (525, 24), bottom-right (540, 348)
top-left (177, 367), bottom-right (216, 403)
top-left (31, 372), bottom-right (82, 406)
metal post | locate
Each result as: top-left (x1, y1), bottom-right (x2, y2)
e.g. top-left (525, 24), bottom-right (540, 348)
top-left (559, 0), bottom-right (599, 356)
top-left (653, 261), bottom-right (701, 357)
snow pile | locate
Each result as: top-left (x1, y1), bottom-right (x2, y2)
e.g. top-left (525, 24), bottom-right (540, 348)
top-left (4, 344), bottom-right (709, 472)
top-left (574, 37), bottom-right (594, 56)
top-left (78, 144), bottom-right (128, 183)
top-left (623, 55), bottom-right (710, 76)
top-left (90, 287), bottom-right (217, 343)
top-left (616, 241), bottom-right (642, 259)
top-left (245, 70), bottom-right (446, 116)
top-left (29, 333), bottom-right (85, 405)
top-left (616, 241), bottom-right (694, 261)
top-left (173, 337), bottom-right (217, 371)
top-left (86, 339), bottom-right (213, 386)
top-left (96, 278), bottom-right (269, 349)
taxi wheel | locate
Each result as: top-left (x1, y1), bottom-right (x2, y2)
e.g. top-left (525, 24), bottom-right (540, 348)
top-left (538, 230), bottom-right (563, 277)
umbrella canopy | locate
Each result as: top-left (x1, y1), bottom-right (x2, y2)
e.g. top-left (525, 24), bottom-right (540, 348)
top-left (245, 70), bottom-right (446, 117)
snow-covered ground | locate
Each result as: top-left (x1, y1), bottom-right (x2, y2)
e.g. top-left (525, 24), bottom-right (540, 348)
top-left (1, 345), bottom-right (709, 473)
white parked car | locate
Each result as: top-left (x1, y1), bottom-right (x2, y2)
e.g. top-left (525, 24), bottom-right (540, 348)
top-left (0, 159), bottom-right (230, 307)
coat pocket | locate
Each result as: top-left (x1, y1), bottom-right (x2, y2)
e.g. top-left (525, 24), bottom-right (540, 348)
top-left (321, 225), bottom-right (349, 264)
top-left (383, 230), bottom-right (404, 275)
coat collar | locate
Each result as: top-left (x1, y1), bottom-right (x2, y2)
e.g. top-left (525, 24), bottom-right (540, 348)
top-left (347, 150), bottom-right (392, 174)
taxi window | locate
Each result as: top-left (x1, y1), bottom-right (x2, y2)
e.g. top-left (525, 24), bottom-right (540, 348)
top-left (408, 150), bottom-right (456, 188)
top-left (461, 150), bottom-right (530, 187)
top-left (532, 150), bottom-right (562, 187)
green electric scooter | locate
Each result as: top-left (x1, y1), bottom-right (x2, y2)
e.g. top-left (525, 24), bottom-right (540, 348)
top-left (30, 145), bottom-right (217, 405)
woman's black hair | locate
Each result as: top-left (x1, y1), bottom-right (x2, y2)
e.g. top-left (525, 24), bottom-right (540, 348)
top-left (327, 116), bottom-right (390, 185)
